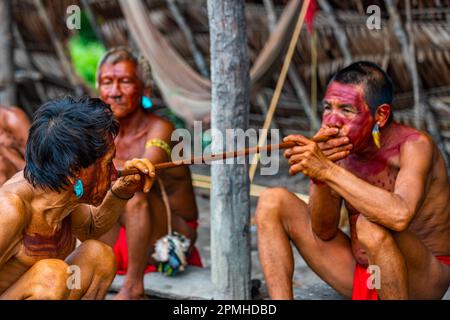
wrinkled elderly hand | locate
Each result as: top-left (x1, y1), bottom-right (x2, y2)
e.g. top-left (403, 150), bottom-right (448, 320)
top-left (284, 127), bottom-right (352, 163)
top-left (112, 158), bottom-right (155, 199)
top-left (313, 127), bottom-right (352, 162)
top-left (283, 135), bottom-right (334, 180)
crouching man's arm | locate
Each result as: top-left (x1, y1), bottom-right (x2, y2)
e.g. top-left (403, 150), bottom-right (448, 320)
top-left (71, 159), bottom-right (155, 240)
top-left (284, 128), bottom-right (351, 240)
top-left (289, 134), bottom-right (433, 232)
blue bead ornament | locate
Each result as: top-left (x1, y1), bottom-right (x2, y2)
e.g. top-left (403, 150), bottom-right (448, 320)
top-left (74, 179), bottom-right (84, 198)
top-left (142, 96), bottom-right (153, 109)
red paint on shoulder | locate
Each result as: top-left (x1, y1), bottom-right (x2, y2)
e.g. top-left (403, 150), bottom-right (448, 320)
top-left (344, 123), bottom-right (421, 177)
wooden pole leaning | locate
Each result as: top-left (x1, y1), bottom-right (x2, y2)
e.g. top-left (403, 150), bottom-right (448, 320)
top-left (248, 0), bottom-right (311, 182)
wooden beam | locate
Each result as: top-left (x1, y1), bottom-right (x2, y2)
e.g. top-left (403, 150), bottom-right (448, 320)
top-left (13, 24), bottom-right (47, 114)
top-left (385, 0), bottom-right (448, 164)
top-left (385, 0), bottom-right (423, 129)
top-left (166, 0), bottom-right (209, 78)
top-left (263, 0), bottom-right (320, 131)
top-left (249, 0), bottom-right (311, 181)
top-left (317, 0), bottom-right (352, 65)
top-left (33, 0), bottom-right (84, 96)
top-left (192, 173), bottom-right (310, 201)
top-left (0, 0), bottom-right (16, 106)
top-left (207, 0), bottom-right (251, 300)
top-left (255, 92), bottom-right (281, 131)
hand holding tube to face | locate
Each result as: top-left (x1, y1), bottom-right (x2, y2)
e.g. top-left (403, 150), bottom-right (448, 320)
top-left (313, 127), bottom-right (353, 162)
top-left (284, 127), bottom-right (352, 164)
top-left (283, 128), bottom-right (352, 179)
top-left (111, 158), bottom-right (155, 199)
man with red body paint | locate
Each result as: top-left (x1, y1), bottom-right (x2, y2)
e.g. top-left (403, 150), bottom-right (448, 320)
top-left (256, 61), bottom-right (450, 300)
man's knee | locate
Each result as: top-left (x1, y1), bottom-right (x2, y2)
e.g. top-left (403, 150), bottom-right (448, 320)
top-left (80, 240), bottom-right (116, 276)
top-left (30, 259), bottom-right (70, 299)
top-left (256, 188), bottom-right (288, 220)
top-left (256, 187), bottom-right (307, 225)
top-left (356, 215), bottom-right (392, 251)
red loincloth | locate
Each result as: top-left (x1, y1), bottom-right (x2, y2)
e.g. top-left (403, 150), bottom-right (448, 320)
top-left (113, 220), bottom-right (203, 275)
top-left (352, 256), bottom-right (450, 300)
top-left (351, 263), bottom-right (379, 300)
top-left (436, 255), bottom-right (450, 267)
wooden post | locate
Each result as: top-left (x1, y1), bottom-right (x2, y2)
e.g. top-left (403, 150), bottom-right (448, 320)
top-left (0, 0), bottom-right (16, 106)
top-left (207, 0), bottom-right (251, 300)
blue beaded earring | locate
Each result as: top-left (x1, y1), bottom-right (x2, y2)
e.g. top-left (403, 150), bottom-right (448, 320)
top-left (142, 96), bottom-right (153, 109)
top-left (74, 179), bottom-right (84, 198)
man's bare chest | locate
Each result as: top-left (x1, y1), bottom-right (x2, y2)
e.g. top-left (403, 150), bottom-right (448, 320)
top-left (15, 216), bottom-right (75, 267)
top-left (115, 134), bottom-right (148, 164)
top-left (343, 160), bottom-right (399, 215)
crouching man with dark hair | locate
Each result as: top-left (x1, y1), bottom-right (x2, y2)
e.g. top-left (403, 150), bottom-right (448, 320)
top-left (0, 96), bottom-right (156, 300)
top-left (256, 61), bottom-right (450, 300)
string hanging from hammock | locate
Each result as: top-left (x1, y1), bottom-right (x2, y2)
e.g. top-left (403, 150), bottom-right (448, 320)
top-left (152, 178), bottom-right (191, 276)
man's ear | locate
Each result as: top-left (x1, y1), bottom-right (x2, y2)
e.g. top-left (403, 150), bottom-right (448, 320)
top-left (68, 176), bottom-right (76, 185)
top-left (142, 86), bottom-right (152, 98)
top-left (67, 170), bottom-right (80, 185)
top-left (374, 104), bottom-right (391, 128)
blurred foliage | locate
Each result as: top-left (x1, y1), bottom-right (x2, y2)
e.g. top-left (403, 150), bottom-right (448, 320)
top-left (68, 13), bottom-right (105, 90)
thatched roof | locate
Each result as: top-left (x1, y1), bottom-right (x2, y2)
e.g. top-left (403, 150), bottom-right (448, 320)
top-left (12, 0), bottom-right (89, 116)
top-left (11, 0), bottom-right (450, 159)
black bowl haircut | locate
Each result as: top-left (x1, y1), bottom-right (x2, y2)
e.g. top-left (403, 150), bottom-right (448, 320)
top-left (24, 96), bottom-right (119, 192)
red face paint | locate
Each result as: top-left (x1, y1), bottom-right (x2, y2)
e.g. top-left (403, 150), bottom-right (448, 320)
top-left (99, 61), bottom-right (142, 119)
top-left (322, 82), bottom-right (374, 153)
top-left (79, 143), bottom-right (116, 206)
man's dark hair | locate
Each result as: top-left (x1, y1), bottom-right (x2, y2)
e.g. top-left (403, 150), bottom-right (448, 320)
top-left (24, 96), bottom-right (119, 192)
top-left (329, 61), bottom-right (394, 120)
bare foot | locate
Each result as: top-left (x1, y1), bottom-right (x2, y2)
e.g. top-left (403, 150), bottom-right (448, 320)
top-left (113, 286), bottom-right (147, 300)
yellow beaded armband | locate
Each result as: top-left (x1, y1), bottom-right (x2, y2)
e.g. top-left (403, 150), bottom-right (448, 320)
top-left (145, 138), bottom-right (171, 158)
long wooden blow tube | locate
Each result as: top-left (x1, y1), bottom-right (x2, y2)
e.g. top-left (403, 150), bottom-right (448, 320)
top-left (117, 135), bottom-right (327, 177)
